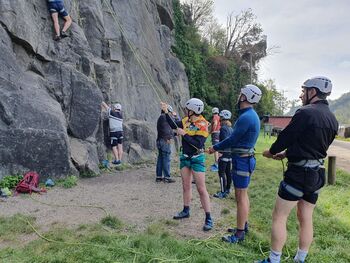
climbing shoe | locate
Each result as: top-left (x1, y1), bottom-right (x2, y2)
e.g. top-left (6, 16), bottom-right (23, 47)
top-left (173, 210), bottom-right (190, 219)
top-left (61, 31), bottom-right (69, 38)
top-left (203, 218), bottom-right (213, 231)
top-left (156, 177), bottom-right (163, 182)
top-left (210, 164), bottom-right (218, 172)
top-left (213, 191), bottom-right (227, 199)
top-left (222, 233), bottom-right (245, 243)
top-left (254, 259), bottom-right (270, 263)
top-left (53, 35), bottom-right (61, 41)
top-left (227, 222), bottom-right (249, 234)
top-left (164, 177), bottom-right (176, 183)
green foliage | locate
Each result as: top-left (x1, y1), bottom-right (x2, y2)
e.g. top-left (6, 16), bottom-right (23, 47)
top-left (0, 174), bottom-right (23, 189)
top-left (79, 170), bottom-right (98, 178)
top-left (101, 216), bottom-right (123, 230)
top-left (329, 92), bottom-right (350, 124)
top-left (56, 176), bottom-right (78, 188)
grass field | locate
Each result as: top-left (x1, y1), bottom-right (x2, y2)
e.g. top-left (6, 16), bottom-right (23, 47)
top-left (1, 134), bottom-right (350, 262)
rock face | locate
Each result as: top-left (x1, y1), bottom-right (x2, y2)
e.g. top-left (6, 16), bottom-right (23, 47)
top-left (0, 0), bottom-right (189, 179)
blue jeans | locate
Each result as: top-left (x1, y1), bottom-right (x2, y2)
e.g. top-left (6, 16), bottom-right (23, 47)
top-left (156, 139), bottom-right (171, 178)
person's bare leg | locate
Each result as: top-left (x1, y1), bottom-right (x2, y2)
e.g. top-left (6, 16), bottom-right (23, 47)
top-left (62, 15), bottom-right (72, 33)
top-left (193, 171), bottom-right (210, 212)
top-left (117, 144), bottom-right (123, 162)
top-left (51, 13), bottom-right (60, 36)
top-left (235, 188), bottom-right (249, 230)
top-left (112, 146), bottom-right (119, 161)
top-left (181, 167), bottom-right (192, 206)
top-left (271, 196), bottom-right (297, 252)
top-left (297, 200), bottom-right (315, 251)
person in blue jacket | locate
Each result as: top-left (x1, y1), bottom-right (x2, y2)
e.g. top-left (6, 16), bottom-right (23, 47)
top-left (208, 84), bottom-right (262, 243)
top-left (213, 110), bottom-right (233, 199)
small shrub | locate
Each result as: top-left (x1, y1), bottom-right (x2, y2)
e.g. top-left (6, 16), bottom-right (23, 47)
top-left (0, 174), bottom-right (23, 189)
top-left (79, 170), bottom-right (98, 178)
top-left (101, 216), bottom-right (123, 230)
top-left (58, 176), bottom-right (78, 188)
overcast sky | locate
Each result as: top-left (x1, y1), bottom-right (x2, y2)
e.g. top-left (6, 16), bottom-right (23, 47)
top-left (213, 0), bottom-right (350, 100)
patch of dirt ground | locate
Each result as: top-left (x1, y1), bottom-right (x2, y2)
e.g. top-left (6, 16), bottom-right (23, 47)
top-left (0, 163), bottom-right (228, 242)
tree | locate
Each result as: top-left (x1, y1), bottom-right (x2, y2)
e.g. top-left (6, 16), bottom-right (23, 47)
top-left (181, 0), bottom-right (214, 29)
top-left (202, 19), bottom-right (226, 55)
top-left (224, 9), bottom-right (263, 57)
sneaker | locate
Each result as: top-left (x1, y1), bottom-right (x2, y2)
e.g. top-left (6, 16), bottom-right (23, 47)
top-left (227, 222), bottom-right (249, 234)
top-left (164, 177), bottom-right (176, 183)
top-left (203, 218), bottom-right (213, 231)
top-left (294, 259), bottom-right (305, 263)
top-left (112, 160), bottom-right (120, 165)
top-left (53, 35), bottom-right (61, 41)
top-left (254, 259), bottom-right (270, 263)
top-left (173, 210), bottom-right (190, 220)
top-left (156, 177), bottom-right (163, 182)
top-left (222, 233), bottom-right (244, 243)
top-left (210, 164), bottom-right (218, 172)
top-left (61, 31), bottom-right (69, 38)
top-left (213, 191), bottom-right (227, 199)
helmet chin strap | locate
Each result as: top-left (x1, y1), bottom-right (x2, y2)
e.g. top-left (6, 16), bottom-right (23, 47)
top-left (236, 95), bottom-right (246, 110)
top-left (306, 89), bottom-right (317, 105)
top-left (187, 110), bottom-right (195, 118)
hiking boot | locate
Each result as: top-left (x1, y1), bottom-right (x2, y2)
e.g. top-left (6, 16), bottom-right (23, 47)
top-left (164, 177), bottom-right (176, 183)
top-left (156, 177), bottom-right (163, 182)
top-left (53, 35), bottom-right (61, 41)
top-left (210, 164), bottom-right (218, 172)
top-left (222, 233), bottom-right (245, 244)
top-left (213, 191), bottom-right (227, 199)
top-left (61, 30), bottom-right (69, 38)
top-left (203, 218), bottom-right (213, 231)
top-left (173, 210), bottom-right (190, 220)
top-left (227, 222), bottom-right (249, 234)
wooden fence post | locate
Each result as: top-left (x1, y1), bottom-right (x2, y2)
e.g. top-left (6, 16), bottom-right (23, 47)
top-left (328, 156), bottom-right (336, 185)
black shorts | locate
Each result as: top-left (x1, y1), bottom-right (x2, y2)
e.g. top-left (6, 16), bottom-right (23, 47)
top-left (278, 164), bottom-right (326, 204)
top-left (110, 131), bottom-right (123, 146)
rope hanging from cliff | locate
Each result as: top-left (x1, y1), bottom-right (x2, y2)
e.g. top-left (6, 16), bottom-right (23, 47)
top-left (101, 0), bottom-right (167, 104)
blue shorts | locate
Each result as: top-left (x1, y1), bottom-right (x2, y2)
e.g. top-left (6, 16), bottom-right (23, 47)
top-left (48, 2), bottom-right (69, 17)
top-left (231, 156), bottom-right (256, 189)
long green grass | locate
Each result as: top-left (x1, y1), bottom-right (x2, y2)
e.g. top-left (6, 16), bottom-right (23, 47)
top-left (1, 134), bottom-right (349, 262)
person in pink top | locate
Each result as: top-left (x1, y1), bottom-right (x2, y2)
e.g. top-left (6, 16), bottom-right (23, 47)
top-left (210, 107), bottom-right (221, 171)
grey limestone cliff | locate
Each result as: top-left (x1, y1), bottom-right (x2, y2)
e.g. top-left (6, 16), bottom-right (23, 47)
top-left (0, 0), bottom-right (189, 179)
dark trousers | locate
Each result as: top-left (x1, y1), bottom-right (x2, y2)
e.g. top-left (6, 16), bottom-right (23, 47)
top-left (218, 159), bottom-right (232, 192)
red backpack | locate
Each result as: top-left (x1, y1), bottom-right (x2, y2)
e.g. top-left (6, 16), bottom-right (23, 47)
top-left (15, 172), bottom-right (43, 194)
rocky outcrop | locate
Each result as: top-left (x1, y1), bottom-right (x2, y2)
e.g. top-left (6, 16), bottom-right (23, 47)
top-left (0, 0), bottom-right (189, 179)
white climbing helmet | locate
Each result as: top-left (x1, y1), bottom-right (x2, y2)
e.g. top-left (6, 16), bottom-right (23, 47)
top-left (185, 98), bottom-right (204, 115)
top-left (114, 103), bottom-right (122, 110)
top-left (302, 76), bottom-right (332, 94)
top-left (219, 110), bottom-right (232, 120)
top-left (241, 84), bottom-right (262, 104)
top-left (212, 107), bottom-right (219, 114)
